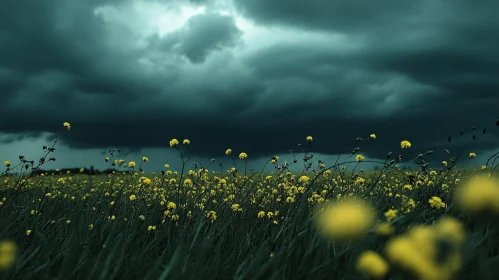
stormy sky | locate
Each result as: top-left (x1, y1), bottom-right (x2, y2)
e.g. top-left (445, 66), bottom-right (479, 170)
top-left (1, 0), bottom-right (498, 173)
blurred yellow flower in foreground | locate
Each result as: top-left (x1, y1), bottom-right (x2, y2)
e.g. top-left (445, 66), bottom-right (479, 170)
top-left (455, 175), bottom-right (499, 214)
top-left (63, 122), bottom-right (71, 130)
top-left (0, 240), bottom-right (17, 271)
top-left (385, 216), bottom-right (465, 280)
top-left (356, 250), bottom-right (389, 279)
top-left (315, 199), bottom-right (376, 241)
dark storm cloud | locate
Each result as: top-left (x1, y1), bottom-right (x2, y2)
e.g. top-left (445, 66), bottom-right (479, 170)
top-left (0, 0), bottom-right (498, 166)
top-left (150, 13), bottom-right (242, 63)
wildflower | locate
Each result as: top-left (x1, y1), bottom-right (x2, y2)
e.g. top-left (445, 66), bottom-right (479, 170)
top-left (298, 175), bottom-right (310, 184)
top-left (239, 152), bottom-right (248, 160)
top-left (0, 240), bottom-right (17, 271)
top-left (384, 209), bottom-right (398, 221)
top-left (147, 225), bottom-right (157, 231)
top-left (164, 164), bottom-right (170, 169)
top-left (455, 175), bottom-right (499, 214)
top-left (169, 139), bottom-right (179, 147)
top-left (3, 161), bottom-right (10, 167)
top-left (469, 152), bottom-right (476, 158)
top-left (142, 157), bottom-right (148, 162)
top-left (315, 199), bottom-right (376, 241)
top-left (355, 154), bottom-right (365, 162)
top-left (167, 202), bottom-right (177, 210)
top-left (129, 195), bottom-right (136, 201)
top-left (66, 220), bottom-right (71, 224)
top-left (400, 140), bottom-right (411, 149)
top-left (356, 250), bottom-right (389, 279)
top-left (257, 211), bottom-right (265, 218)
top-left (429, 196), bottom-right (446, 209)
top-left (225, 149), bottom-right (232, 155)
top-left (270, 252), bottom-right (274, 258)
top-left (183, 139), bottom-right (190, 145)
top-left (231, 204), bottom-right (242, 212)
top-left (375, 222), bottom-right (395, 237)
top-left (128, 161), bottom-right (136, 168)
top-left (105, 157), bottom-right (109, 162)
top-left (141, 177), bottom-right (152, 185)
top-left (26, 230), bottom-right (32, 236)
top-left (63, 122), bottom-right (71, 130)
top-left (183, 179), bottom-right (193, 187)
top-left (369, 134), bottom-right (376, 139)
top-left (306, 136), bottom-right (313, 142)
top-left (88, 224), bottom-right (94, 231)
top-left (206, 211), bottom-right (217, 223)
top-left (442, 161), bottom-right (448, 167)
top-left (138, 215), bottom-right (146, 220)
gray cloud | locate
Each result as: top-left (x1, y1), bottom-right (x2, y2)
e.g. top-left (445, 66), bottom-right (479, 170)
top-left (0, 0), bottom-right (497, 170)
top-left (150, 12), bottom-right (242, 63)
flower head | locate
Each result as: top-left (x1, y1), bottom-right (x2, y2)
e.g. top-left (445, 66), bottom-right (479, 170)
top-left (183, 139), bottom-right (190, 145)
top-left (169, 139), bottom-right (179, 147)
top-left (63, 122), bottom-right (71, 130)
top-left (400, 140), bottom-right (411, 149)
top-left (315, 199), bottom-right (376, 241)
top-left (239, 152), bottom-right (248, 160)
top-left (0, 240), bottom-right (17, 271)
top-left (225, 149), bottom-right (232, 155)
top-left (356, 250), bottom-right (389, 279)
top-left (306, 136), bottom-right (313, 142)
top-left (356, 154), bottom-right (365, 162)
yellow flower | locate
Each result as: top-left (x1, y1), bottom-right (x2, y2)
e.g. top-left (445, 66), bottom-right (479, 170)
top-left (231, 204), bottom-right (242, 212)
top-left (239, 152), bottom-right (248, 160)
top-left (0, 240), bottom-right (17, 271)
top-left (298, 175), bottom-right (310, 184)
top-left (356, 250), bottom-right (389, 279)
top-left (3, 160), bottom-right (10, 167)
top-left (306, 136), bottom-right (313, 142)
top-left (369, 134), bottom-right (376, 139)
top-left (183, 179), bottom-right (193, 187)
top-left (169, 139), bottom-right (179, 147)
top-left (400, 140), bottom-right (411, 149)
top-left (183, 139), bottom-right (190, 145)
top-left (142, 157), bottom-right (148, 162)
top-left (225, 149), bottom-right (232, 155)
top-left (315, 199), bottom-right (376, 241)
top-left (88, 224), bottom-right (94, 231)
top-left (147, 225), bottom-right (157, 231)
top-left (355, 154), bottom-right (365, 162)
top-left (26, 230), bottom-right (32, 236)
top-left (455, 175), bottom-right (499, 214)
top-left (128, 161), bottom-right (136, 168)
top-left (375, 222), bottom-right (395, 237)
top-left (429, 196), bottom-right (446, 209)
top-left (442, 161), bottom-right (448, 167)
top-left (384, 209), bottom-right (398, 221)
top-left (206, 211), bottom-right (217, 223)
top-left (167, 202), bottom-right (177, 210)
top-left (129, 194), bottom-right (136, 201)
top-left (257, 211), bottom-right (265, 218)
top-left (105, 157), bottom-right (109, 162)
top-left (63, 122), bottom-right (71, 130)
top-left (469, 152), bottom-right (476, 158)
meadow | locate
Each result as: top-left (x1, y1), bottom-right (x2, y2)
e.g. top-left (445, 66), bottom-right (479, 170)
top-left (1, 122), bottom-right (499, 280)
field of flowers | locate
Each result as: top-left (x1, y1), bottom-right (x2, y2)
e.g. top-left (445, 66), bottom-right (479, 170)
top-left (1, 122), bottom-right (499, 280)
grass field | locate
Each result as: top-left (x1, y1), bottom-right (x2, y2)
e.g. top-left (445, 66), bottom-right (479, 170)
top-left (1, 123), bottom-right (499, 280)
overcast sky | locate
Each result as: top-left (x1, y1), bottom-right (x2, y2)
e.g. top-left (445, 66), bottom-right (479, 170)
top-left (1, 0), bottom-right (498, 173)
